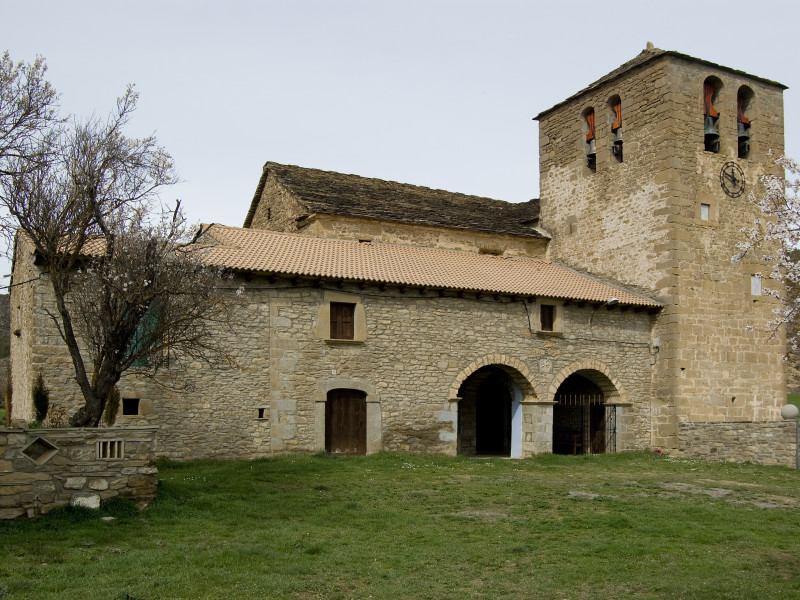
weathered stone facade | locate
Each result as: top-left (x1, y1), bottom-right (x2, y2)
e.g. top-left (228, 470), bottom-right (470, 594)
top-left (10, 250), bottom-right (656, 460)
top-left (0, 426), bottom-right (158, 519)
top-left (536, 47), bottom-right (788, 453)
top-left (8, 47), bottom-right (796, 468)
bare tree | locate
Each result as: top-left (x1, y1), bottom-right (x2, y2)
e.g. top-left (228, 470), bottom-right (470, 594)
top-left (734, 155), bottom-right (800, 349)
top-left (1, 53), bottom-right (236, 426)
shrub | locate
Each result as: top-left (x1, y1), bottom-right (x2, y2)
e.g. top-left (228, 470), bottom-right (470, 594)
top-left (101, 495), bottom-right (139, 518)
top-left (32, 373), bottom-right (49, 422)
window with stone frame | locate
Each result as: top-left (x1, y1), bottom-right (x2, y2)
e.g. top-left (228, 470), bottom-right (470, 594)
top-left (330, 302), bottom-right (356, 340)
top-left (540, 304), bottom-right (556, 332)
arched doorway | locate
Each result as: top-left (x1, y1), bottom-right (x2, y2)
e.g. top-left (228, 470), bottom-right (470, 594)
top-left (552, 373), bottom-right (615, 455)
top-left (457, 366), bottom-right (521, 457)
top-left (325, 389), bottom-right (367, 455)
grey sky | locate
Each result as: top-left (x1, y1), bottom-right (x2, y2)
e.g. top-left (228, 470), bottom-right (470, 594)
top-left (3, 0), bottom-right (799, 278)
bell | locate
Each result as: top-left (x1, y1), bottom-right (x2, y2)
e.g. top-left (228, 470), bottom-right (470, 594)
top-left (587, 139), bottom-right (596, 155)
top-left (704, 115), bottom-right (718, 136)
top-left (738, 120), bottom-right (750, 140)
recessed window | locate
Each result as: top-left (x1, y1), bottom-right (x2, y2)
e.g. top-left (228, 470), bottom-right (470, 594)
top-left (609, 95), bottom-right (623, 162)
top-left (703, 78), bottom-right (722, 153)
top-left (330, 302), bottom-right (356, 340)
top-left (258, 408), bottom-right (267, 419)
top-left (751, 275), bottom-right (762, 296)
top-left (97, 440), bottom-right (124, 460)
top-left (540, 305), bottom-right (555, 332)
top-left (122, 398), bottom-right (140, 416)
top-left (584, 108), bottom-right (596, 172)
top-left (700, 203), bottom-right (710, 221)
top-left (738, 86), bottom-right (754, 159)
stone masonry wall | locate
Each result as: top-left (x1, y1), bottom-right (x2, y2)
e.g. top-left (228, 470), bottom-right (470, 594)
top-left (12, 261), bottom-right (657, 459)
top-left (537, 52), bottom-right (786, 450)
top-left (0, 426), bottom-right (158, 519)
top-left (678, 421), bottom-right (797, 467)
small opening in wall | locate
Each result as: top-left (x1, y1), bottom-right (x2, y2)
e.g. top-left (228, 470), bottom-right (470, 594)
top-left (540, 305), bottom-right (555, 331)
top-left (583, 108), bottom-right (597, 172)
top-left (700, 203), bottom-right (710, 221)
top-left (703, 78), bottom-right (722, 154)
top-left (97, 440), bottom-right (124, 460)
top-left (258, 407), bottom-right (267, 419)
top-left (21, 437), bottom-right (59, 465)
top-left (122, 398), bottom-right (140, 416)
top-left (751, 274), bottom-right (762, 296)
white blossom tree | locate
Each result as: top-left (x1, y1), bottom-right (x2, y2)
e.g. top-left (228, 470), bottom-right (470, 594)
top-left (1, 53), bottom-right (236, 426)
top-left (734, 155), bottom-right (800, 350)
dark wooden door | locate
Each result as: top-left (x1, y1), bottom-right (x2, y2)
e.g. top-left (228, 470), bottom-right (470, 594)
top-left (325, 389), bottom-right (367, 455)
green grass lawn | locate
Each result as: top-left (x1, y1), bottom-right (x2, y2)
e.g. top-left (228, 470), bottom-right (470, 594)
top-left (1, 452), bottom-right (799, 600)
top-left (788, 393), bottom-right (800, 409)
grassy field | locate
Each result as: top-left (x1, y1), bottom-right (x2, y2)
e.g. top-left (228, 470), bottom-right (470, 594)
top-left (1, 452), bottom-right (799, 600)
top-left (788, 393), bottom-right (800, 409)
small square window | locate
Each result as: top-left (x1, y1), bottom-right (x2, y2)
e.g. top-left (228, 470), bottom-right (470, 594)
top-left (540, 305), bottom-right (555, 332)
top-left (700, 203), bottom-right (710, 221)
top-left (330, 302), bottom-right (355, 340)
top-left (751, 275), bottom-right (762, 296)
top-left (258, 408), bottom-right (267, 419)
top-left (122, 398), bottom-right (140, 416)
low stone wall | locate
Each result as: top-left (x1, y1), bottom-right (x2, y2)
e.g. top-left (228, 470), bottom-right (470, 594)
top-left (678, 421), bottom-right (797, 467)
top-left (0, 426), bottom-right (158, 519)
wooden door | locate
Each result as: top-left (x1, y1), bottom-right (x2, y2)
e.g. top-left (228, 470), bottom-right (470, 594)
top-left (325, 389), bottom-right (367, 455)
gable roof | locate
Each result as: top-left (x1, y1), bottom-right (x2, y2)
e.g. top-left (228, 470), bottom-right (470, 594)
top-left (535, 46), bottom-right (787, 120)
top-left (244, 162), bottom-right (543, 239)
top-left (200, 224), bottom-right (660, 308)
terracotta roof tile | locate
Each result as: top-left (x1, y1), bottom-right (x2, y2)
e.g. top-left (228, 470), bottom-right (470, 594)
top-left (201, 224), bottom-right (660, 308)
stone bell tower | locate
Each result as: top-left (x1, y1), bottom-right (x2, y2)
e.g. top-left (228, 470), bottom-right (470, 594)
top-left (535, 45), bottom-right (787, 450)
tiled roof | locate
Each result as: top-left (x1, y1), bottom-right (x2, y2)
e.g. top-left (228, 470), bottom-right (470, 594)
top-left (243, 162), bottom-right (543, 238)
top-left (200, 224), bottom-right (660, 308)
top-left (535, 46), bottom-right (787, 120)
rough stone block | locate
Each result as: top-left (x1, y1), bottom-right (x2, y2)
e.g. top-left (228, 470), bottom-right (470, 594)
top-left (64, 477), bottom-right (87, 490)
top-left (70, 494), bottom-right (101, 510)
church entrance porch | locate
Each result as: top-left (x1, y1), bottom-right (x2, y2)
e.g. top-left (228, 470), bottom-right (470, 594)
top-left (552, 373), bottom-right (615, 455)
top-left (457, 366), bottom-right (522, 457)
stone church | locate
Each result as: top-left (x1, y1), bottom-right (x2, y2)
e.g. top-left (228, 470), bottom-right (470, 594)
top-left (9, 46), bottom-right (795, 465)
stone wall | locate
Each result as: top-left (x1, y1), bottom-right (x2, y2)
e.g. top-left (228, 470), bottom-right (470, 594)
top-left (0, 426), bottom-right (158, 519)
top-left (11, 258), bottom-right (658, 459)
top-left (678, 421), bottom-right (797, 467)
top-left (537, 51), bottom-right (787, 450)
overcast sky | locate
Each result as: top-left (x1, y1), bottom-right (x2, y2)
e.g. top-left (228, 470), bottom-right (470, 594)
top-left (3, 0), bottom-right (799, 278)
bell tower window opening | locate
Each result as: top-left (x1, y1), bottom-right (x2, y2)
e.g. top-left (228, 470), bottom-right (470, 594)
top-left (738, 86), bottom-right (754, 159)
top-left (584, 108), bottom-right (596, 172)
top-left (703, 78), bottom-right (721, 153)
top-left (609, 96), bottom-right (623, 162)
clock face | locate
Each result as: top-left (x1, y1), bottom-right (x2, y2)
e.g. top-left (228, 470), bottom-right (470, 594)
top-left (720, 161), bottom-right (745, 198)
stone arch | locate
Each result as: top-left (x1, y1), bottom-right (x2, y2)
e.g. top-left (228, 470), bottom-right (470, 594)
top-left (545, 360), bottom-right (627, 405)
top-left (448, 354), bottom-right (538, 402)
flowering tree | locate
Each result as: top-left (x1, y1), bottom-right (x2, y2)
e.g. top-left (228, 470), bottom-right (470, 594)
top-left (0, 53), bottom-right (236, 426)
top-left (734, 156), bottom-right (800, 350)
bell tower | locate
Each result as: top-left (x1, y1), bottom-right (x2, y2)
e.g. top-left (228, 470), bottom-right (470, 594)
top-left (535, 46), bottom-right (787, 450)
